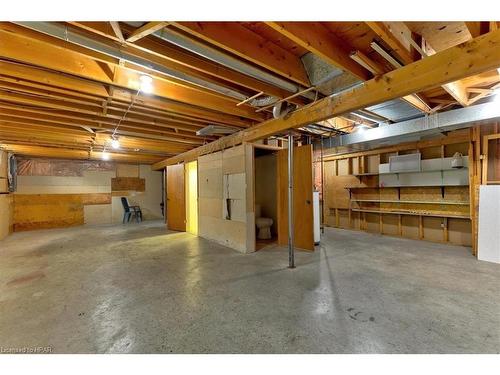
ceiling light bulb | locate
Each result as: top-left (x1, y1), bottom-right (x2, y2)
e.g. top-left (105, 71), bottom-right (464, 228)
top-left (139, 74), bottom-right (153, 93)
top-left (102, 152), bottom-right (110, 161)
top-left (111, 139), bottom-right (120, 149)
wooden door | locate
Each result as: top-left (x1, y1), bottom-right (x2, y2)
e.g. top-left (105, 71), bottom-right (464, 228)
top-left (166, 164), bottom-right (186, 231)
top-left (277, 144), bottom-right (314, 251)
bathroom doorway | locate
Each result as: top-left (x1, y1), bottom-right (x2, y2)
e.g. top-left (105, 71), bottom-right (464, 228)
top-left (253, 146), bottom-right (278, 251)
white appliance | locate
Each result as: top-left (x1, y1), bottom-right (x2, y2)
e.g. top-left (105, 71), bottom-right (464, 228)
top-left (478, 185), bottom-right (500, 264)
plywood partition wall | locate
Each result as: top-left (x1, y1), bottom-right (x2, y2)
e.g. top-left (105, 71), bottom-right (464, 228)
top-left (322, 130), bottom-right (475, 249)
top-left (277, 144), bottom-right (314, 251)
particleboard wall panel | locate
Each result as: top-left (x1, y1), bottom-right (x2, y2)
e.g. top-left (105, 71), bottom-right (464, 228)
top-left (111, 177), bottom-right (145, 192)
top-left (322, 130), bottom-right (475, 249)
top-left (198, 144), bottom-right (252, 253)
top-left (0, 193), bottom-right (13, 240)
top-left (116, 163), bottom-right (139, 178)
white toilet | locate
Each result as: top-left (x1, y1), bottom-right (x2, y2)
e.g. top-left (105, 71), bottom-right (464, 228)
top-left (255, 204), bottom-right (273, 240)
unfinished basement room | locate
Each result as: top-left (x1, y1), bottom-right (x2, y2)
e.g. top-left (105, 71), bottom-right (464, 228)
top-left (1, 4), bottom-right (500, 366)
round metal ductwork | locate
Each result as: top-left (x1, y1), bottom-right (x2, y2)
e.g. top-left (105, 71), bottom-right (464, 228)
top-left (273, 102), bottom-right (297, 119)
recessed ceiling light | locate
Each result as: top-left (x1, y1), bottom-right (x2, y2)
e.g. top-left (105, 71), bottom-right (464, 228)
top-left (102, 152), bottom-right (110, 161)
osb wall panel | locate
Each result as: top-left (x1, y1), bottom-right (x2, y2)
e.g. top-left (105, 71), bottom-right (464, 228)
top-left (402, 216), bottom-right (419, 239)
top-left (0, 151), bottom-right (8, 178)
top-left (449, 218), bottom-right (472, 246)
top-left (13, 193), bottom-right (112, 231)
top-left (14, 194), bottom-right (84, 231)
top-left (0, 194), bottom-right (13, 240)
top-left (382, 214), bottom-right (399, 236)
top-left (111, 177), bottom-right (145, 192)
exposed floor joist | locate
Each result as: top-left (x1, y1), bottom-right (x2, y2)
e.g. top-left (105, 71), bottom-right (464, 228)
top-left (152, 28), bottom-right (500, 169)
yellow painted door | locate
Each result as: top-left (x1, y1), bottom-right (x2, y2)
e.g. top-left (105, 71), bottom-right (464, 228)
top-left (166, 164), bottom-right (186, 231)
top-left (185, 161), bottom-right (198, 235)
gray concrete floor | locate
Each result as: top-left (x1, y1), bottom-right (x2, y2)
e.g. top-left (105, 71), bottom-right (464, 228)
top-left (0, 221), bottom-right (499, 354)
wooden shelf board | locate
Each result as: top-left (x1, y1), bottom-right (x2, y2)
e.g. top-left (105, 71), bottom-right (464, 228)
top-left (379, 167), bottom-right (468, 175)
top-left (345, 184), bottom-right (468, 189)
top-left (350, 208), bottom-right (470, 219)
top-left (351, 199), bottom-right (470, 205)
top-left (353, 173), bottom-right (379, 176)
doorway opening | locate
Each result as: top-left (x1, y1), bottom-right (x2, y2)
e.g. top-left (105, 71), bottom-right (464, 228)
top-left (185, 160), bottom-right (198, 235)
top-left (254, 147), bottom-right (278, 250)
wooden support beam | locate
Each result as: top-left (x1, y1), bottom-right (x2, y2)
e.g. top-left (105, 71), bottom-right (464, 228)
top-left (265, 22), bottom-right (371, 81)
top-left (370, 21), bottom-right (471, 107)
top-left (152, 29), bottom-right (500, 170)
top-left (126, 22), bottom-right (168, 43)
top-left (172, 22), bottom-right (311, 87)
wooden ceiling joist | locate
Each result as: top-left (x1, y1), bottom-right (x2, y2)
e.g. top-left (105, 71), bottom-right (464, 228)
top-left (69, 22), bottom-right (306, 105)
top-left (265, 22), bottom-right (371, 81)
top-left (0, 23), bottom-right (265, 122)
top-left (152, 28), bottom-right (500, 169)
top-left (171, 22), bottom-right (311, 87)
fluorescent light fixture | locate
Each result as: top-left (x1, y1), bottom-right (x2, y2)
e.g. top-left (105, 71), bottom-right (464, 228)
top-left (370, 41), bottom-right (402, 69)
top-left (139, 74), bottom-right (153, 94)
top-left (354, 124), bottom-right (370, 133)
top-left (196, 125), bottom-right (239, 136)
top-left (111, 138), bottom-right (120, 149)
top-left (102, 151), bottom-right (110, 161)
top-left (494, 88), bottom-right (500, 103)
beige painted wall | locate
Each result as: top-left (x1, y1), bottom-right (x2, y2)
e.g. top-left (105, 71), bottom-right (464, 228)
top-left (15, 161), bottom-right (162, 226)
top-left (255, 153), bottom-right (277, 236)
top-left (198, 144), bottom-right (255, 253)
